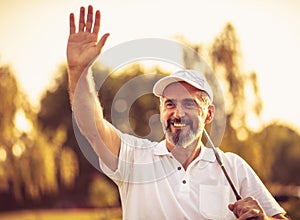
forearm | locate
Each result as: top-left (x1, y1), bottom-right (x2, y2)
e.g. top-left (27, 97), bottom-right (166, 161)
top-left (68, 67), bottom-right (104, 139)
top-left (68, 67), bottom-right (120, 170)
top-left (68, 66), bottom-right (96, 104)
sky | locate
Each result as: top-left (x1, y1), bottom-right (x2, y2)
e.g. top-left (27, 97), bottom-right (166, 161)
top-left (1, 0), bottom-right (300, 132)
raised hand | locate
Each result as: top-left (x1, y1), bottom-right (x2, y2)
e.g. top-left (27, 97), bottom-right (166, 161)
top-left (67, 5), bottom-right (109, 81)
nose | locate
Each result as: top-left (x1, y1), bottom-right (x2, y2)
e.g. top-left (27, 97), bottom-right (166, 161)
top-left (173, 104), bottom-right (185, 118)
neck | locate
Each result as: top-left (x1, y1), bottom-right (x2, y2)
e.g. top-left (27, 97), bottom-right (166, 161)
top-left (166, 139), bottom-right (202, 170)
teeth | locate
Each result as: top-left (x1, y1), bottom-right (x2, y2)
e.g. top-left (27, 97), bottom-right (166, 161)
top-left (173, 123), bottom-right (186, 127)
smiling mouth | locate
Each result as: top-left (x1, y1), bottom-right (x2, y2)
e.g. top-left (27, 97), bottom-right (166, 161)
top-left (173, 122), bottom-right (187, 128)
top-left (167, 119), bottom-right (191, 130)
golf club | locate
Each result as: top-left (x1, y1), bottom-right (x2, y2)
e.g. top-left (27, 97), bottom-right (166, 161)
top-left (203, 128), bottom-right (255, 220)
top-left (203, 128), bottom-right (241, 200)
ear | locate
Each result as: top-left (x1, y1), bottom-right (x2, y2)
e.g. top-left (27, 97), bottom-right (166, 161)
top-left (205, 105), bottom-right (215, 124)
top-left (159, 99), bottom-right (163, 113)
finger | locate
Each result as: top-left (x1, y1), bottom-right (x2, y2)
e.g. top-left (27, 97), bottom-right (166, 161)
top-left (230, 202), bottom-right (243, 218)
top-left (228, 203), bottom-right (234, 211)
top-left (239, 210), bottom-right (260, 220)
top-left (92, 10), bottom-right (100, 34)
top-left (232, 203), bottom-right (240, 218)
top-left (86, 5), bottom-right (93, 32)
top-left (69, 13), bottom-right (76, 34)
top-left (78, 6), bottom-right (85, 32)
top-left (96, 33), bottom-right (110, 52)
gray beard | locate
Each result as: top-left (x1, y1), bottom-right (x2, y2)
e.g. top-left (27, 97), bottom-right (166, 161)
top-left (165, 129), bottom-right (197, 148)
top-left (163, 121), bottom-right (199, 148)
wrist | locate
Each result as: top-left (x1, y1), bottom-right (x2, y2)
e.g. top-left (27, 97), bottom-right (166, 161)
top-left (68, 67), bottom-right (90, 93)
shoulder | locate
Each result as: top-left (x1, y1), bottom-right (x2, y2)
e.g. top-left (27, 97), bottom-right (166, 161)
top-left (220, 150), bottom-right (263, 185)
top-left (219, 150), bottom-right (245, 162)
top-left (117, 130), bottom-right (159, 149)
top-left (219, 150), bottom-right (253, 172)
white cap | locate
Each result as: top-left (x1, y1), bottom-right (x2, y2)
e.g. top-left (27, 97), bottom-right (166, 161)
top-left (153, 69), bottom-right (213, 102)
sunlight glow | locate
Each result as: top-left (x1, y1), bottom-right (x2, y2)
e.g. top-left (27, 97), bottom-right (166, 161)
top-left (236, 128), bottom-right (249, 141)
top-left (12, 142), bottom-right (25, 158)
top-left (246, 113), bottom-right (262, 132)
top-left (14, 109), bottom-right (33, 133)
top-left (0, 148), bottom-right (7, 162)
top-left (1, 1), bottom-right (300, 130)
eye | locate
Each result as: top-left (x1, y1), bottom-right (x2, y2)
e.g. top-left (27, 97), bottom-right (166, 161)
top-left (164, 100), bottom-right (175, 109)
top-left (183, 100), bottom-right (197, 109)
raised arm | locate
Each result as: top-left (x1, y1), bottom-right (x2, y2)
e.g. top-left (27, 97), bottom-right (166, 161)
top-left (67, 5), bottom-right (109, 100)
top-left (67, 6), bottom-right (120, 170)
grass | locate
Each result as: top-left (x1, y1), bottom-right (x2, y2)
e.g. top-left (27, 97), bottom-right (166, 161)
top-left (0, 208), bottom-right (122, 220)
top-left (0, 200), bottom-right (299, 220)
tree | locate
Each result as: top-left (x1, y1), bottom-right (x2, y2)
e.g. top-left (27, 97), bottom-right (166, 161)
top-left (37, 65), bottom-right (97, 206)
top-left (178, 23), bottom-right (300, 187)
top-left (255, 123), bottom-right (300, 184)
top-left (0, 62), bottom-right (78, 210)
top-left (180, 23), bottom-right (264, 170)
top-left (0, 64), bottom-right (22, 201)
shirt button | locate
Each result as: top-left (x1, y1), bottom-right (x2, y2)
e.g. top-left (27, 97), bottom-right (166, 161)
top-left (182, 180), bottom-right (186, 184)
top-left (177, 167), bottom-right (181, 170)
top-left (169, 155), bottom-right (173, 159)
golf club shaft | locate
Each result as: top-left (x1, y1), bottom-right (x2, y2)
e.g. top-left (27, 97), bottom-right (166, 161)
top-left (203, 129), bottom-right (256, 220)
top-left (203, 128), bottom-right (241, 200)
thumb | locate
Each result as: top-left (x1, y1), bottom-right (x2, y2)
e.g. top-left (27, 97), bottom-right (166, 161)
top-left (96, 33), bottom-right (110, 52)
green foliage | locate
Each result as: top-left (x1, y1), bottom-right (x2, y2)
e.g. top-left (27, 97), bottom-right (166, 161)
top-left (37, 65), bottom-right (92, 204)
top-left (207, 24), bottom-right (300, 186)
top-left (88, 175), bottom-right (120, 208)
top-left (0, 63), bottom-right (78, 203)
top-left (210, 24), bottom-right (263, 143)
top-left (258, 123), bottom-right (300, 184)
top-left (0, 65), bottom-right (19, 144)
top-left (179, 23), bottom-right (300, 186)
top-left (180, 24), bottom-right (263, 161)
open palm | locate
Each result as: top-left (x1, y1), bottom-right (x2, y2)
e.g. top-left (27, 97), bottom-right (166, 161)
top-left (67, 6), bottom-right (109, 74)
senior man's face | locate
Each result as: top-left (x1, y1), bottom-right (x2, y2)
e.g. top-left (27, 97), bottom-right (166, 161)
top-left (160, 82), bottom-right (213, 148)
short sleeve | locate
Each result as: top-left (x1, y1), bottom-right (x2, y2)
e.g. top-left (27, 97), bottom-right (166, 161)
top-left (225, 152), bottom-right (286, 217)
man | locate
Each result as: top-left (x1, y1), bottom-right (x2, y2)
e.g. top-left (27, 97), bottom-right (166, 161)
top-left (67, 5), bottom-right (288, 219)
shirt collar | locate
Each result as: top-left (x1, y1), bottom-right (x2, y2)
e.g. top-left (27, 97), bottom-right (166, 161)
top-left (153, 140), bottom-right (170, 155)
top-left (153, 140), bottom-right (217, 163)
top-left (198, 146), bottom-right (216, 162)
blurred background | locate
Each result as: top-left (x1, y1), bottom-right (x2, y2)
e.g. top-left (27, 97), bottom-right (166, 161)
top-left (0, 0), bottom-right (299, 219)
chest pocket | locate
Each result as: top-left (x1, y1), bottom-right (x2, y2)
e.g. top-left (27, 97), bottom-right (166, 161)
top-left (199, 185), bottom-right (233, 219)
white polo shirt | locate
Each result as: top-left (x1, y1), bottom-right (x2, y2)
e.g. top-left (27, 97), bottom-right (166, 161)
top-left (99, 132), bottom-right (285, 220)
